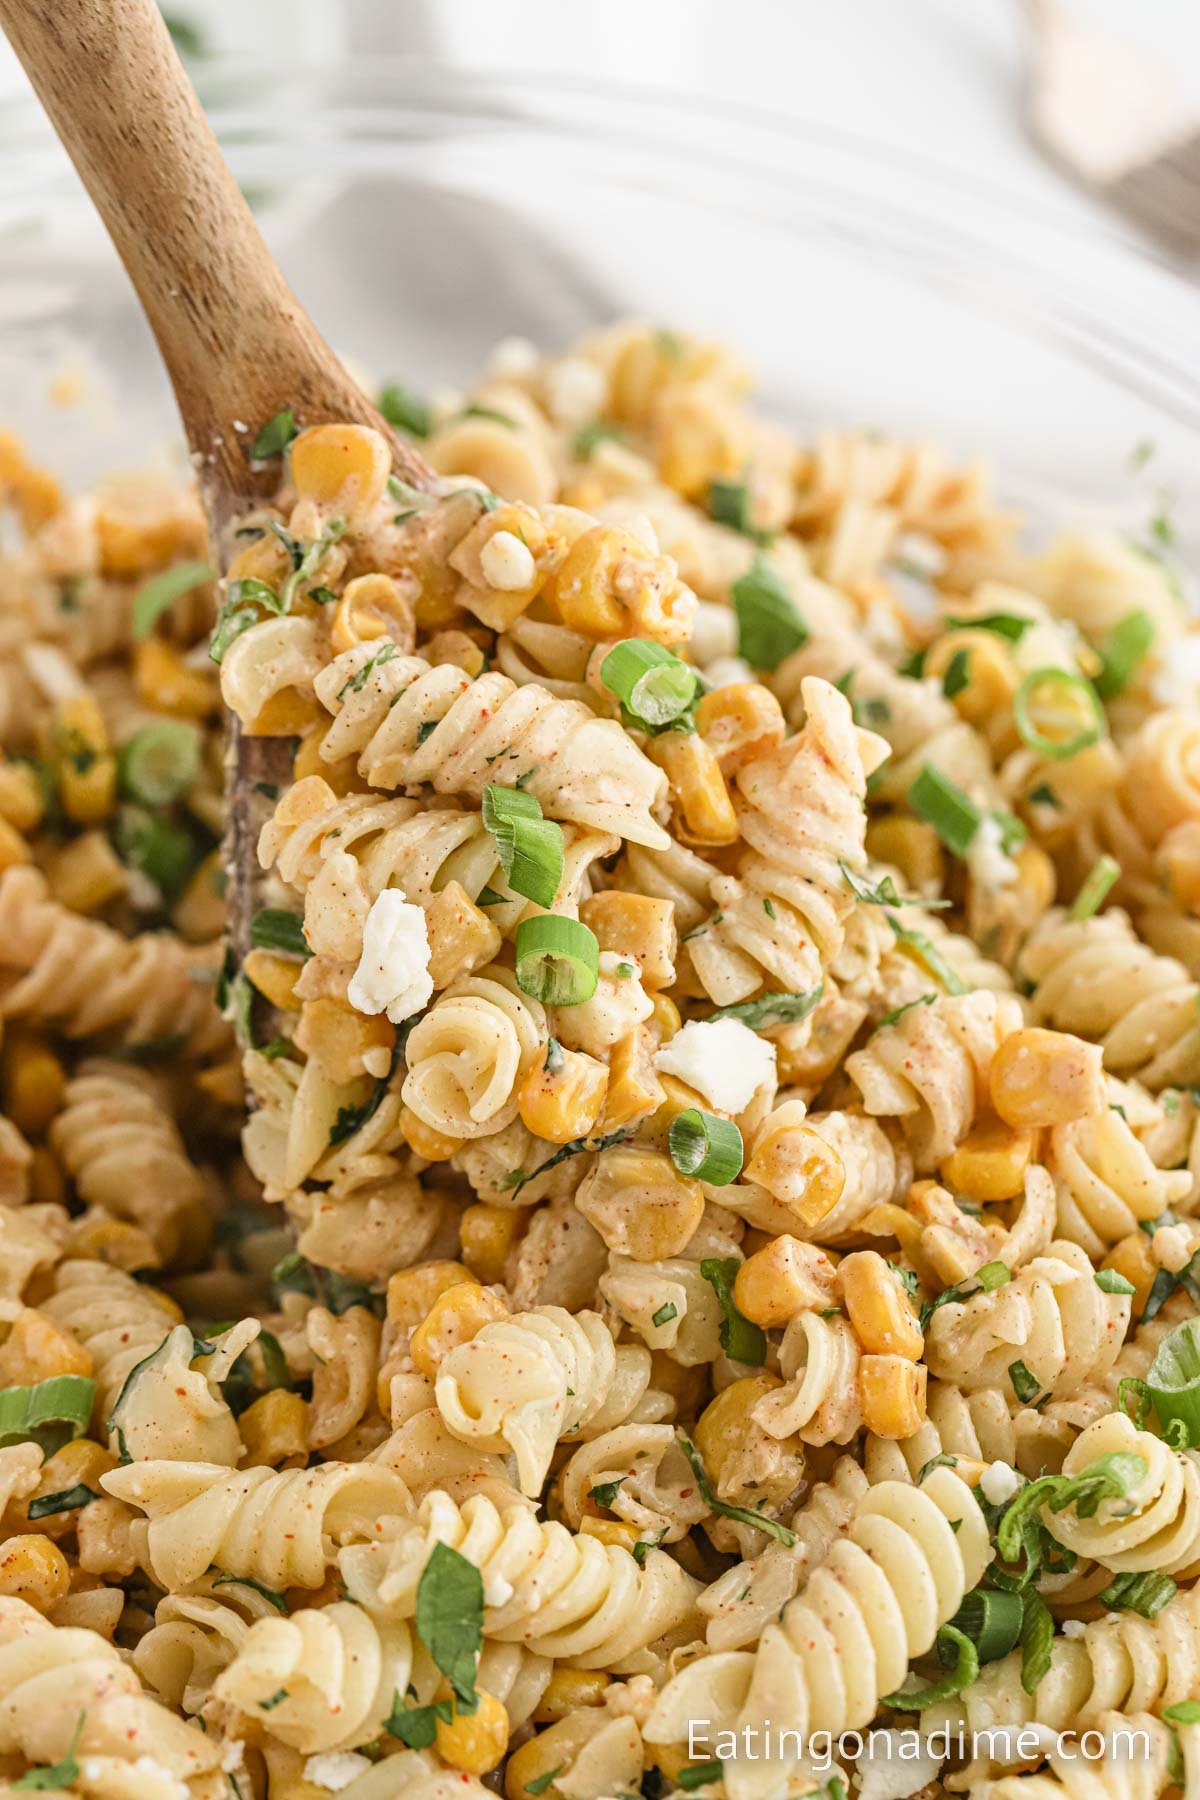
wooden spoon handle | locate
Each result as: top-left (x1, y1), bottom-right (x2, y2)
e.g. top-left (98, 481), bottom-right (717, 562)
top-left (0, 0), bottom-right (434, 521)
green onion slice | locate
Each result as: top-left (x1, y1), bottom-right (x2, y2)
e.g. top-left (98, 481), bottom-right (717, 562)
top-left (668, 1109), bottom-right (743, 1186)
top-left (515, 915), bottom-right (599, 1006)
top-left (945, 1588), bottom-right (1024, 1663)
top-left (481, 785), bottom-right (564, 910)
top-left (732, 555), bottom-right (808, 670)
top-left (1095, 609), bottom-right (1155, 700)
top-left (118, 721), bottom-right (202, 806)
top-left (600, 640), bottom-right (698, 730)
top-left (1068, 855), bottom-right (1119, 922)
top-left (0, 1375), bottom-right (95, 1451)
top-left (882, 1625), bottom-right (979, 1709)
top-left (1013, 668), bottom-right (1105, 761)
top-left (114, 806), bottom-right (198, 900)
top-left (132, 560), bottom-right (213, 641)
top-left (1146, 1316), bottom-right (1200, 1447)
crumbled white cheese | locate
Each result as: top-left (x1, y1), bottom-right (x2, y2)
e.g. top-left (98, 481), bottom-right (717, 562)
top-left (966, 815), bottom-right (1019, 892)
top-left (690, 600), bottom-right (739, 666)
top-left (304, 1752), bottom-right (375, 1792)
top-left (654, 1018), bottom-right (776, 1116)
top-left (545, 355), bottom-right (607, 429)
top-left (704, 655), bottom-right (755, 690)
top-left (485, 1575), bottom-right (515, 1606)
top-left (1061, 1617), bottom-right (1088, 1638)
top-left (487, 334), bottom-right (539, 377)
top-left (1151, 636), bottom-right (1200, 708)
top-left (979, 1460), bottom-right (1022, 1506)
top-left (1152, 1223), bottom-right (1194, 1273)
top-left (854, 1729), bottom-right (944, 1800)
top-left (220, 1738), bottom-right (248, 1774)
top-left (480, 529), bottom-right (537, 592)
top-left (347, 890), bottom-right (433, 1024)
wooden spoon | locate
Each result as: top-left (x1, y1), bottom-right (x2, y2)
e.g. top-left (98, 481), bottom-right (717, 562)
top-left (0, 0), bottom-right (440, 956)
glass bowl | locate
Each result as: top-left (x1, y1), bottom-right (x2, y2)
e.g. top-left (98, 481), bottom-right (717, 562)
top-left (2, 58), bottom-right (1198, 552)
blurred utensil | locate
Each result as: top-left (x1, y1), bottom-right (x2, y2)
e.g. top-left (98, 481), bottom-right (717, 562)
top-left (1022, 0), bottom-right (1200, 257)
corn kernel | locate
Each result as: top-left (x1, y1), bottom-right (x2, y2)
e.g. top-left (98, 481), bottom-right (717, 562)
top-left (694, 1376), bottom-right (780, 1489)
top-left (239, 1389), bottom-right (310, 1467)
top-left (459, 1204), bottom-right (528, 1285)
top-left (695, 682), bottom-right (785, 773)
top-left (1161, 822), bottom-right (1200, 913)
top-left (247, 687), bottom-right (323, 738)
top-left (68, 1215), bottom-right (164, 1275)
top-left (330, 573), bottom-right (414, 654)
top-left (599, 1026), bottom-right (666, 1131)
top-left (2, 1031), bottom-right (67, 1137)
top-left (1103, 1232), bottom-right (1158, 1320)
top-left (295, 996), bottom-right (394, 1086)
top-left (0, 761), bottom-right (44, 834)
top-left (838, 1251), bottom-right (924, 1359)
top-left (194, 1059), bottom-right (244, 1109)
top-left (0, 1534), bottom-right (70, 1612)
top-left (543, 525), bottom-right (693, 646)
top-left (940, 1121), bottom-right (1035, 1203)
top-left (399, 1105), bottom-right (463, 1162)
top-left (745, 1112), bottom-right (845, 1228)
top-left (734, 1237), bottom-right (838, 1328)
top-left (648, 731), bottom-right (738, 846)
top-left (133, 637), bottom-right (216, 721)
top-left (1013, 842), bottom-right (1057, 917)
top-left (506, 1729), bottom-right (570, 1800)
top-left (0, 817), bottom-right (31, 875)
top-left (243, 948), bottom-right (303, 1011)
top-left (580, 892), bottom-right (677, 990)
top-left (172, 850), bottom-right (227, 941)
top-left (989, 1027), bottom-right (1104, 1129)
top-left (0, 1309), bottom-right (92, 1386)
top-left (579, 1516), bottom-right (641, 1551)
top-left (293, 726), bottom-right (358, 797)
top-left (289, 423), bottom-right (391, 515)
top-left (860, 1201), bottom-right (926, 1260)
top-left (386, 1262), bottom-right (475, 1330)
top-left (424, 881), bottom-right (502, 989)
top-left (435, 1688), bottom-right (509, 1776)
top-left (865, 816), bottom-right (944, 896)
top-left (518, 1044), bottom-right (608, 1144)
top-left (576, 1144), bottom-right (705, 1261)
top-left (53, 695), bottom-right (116, 826)
top-left (423, 629), bottom-right (487, 678)
top-left (925, 629), bottom-right (1015, 723)
top-left (44, 830), bottom-right (126, 914)
top-left (533, 1669), bottom-right (610, 1724)
top-left (645, 993), bottom-right (682, 1046)
top-left (17, 1440), bottom-right (115, 1539)
top-left (860, 1355), bottom-right (928, 1438)
top-left (409, 1281), bottom-right (508, 1379)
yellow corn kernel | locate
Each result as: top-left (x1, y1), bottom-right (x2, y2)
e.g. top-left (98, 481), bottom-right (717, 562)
top-left (989, 1027), bottom-right (1104, 1129)
top-left (860, 1354), bottom-right (928, 1439)
top-left (68, 1214), bottom-right (164, 1276)
top-left (292, 726), bottom-right (358, 798)
top-left (18, 1440), bottom-right (115, 1539)
top-left (423, 629), bottom-right (487, 678)
top-left (576, 1144), bottom-right (705, 1262)
top-left (0, 816), bottom-right (31, 874)
top-left (424, 881), bottom-right (503, 989)
top-left (543, 525), bottom-right (693, 646)
top-left (648, 731), bottom-right (738, 846)
top-left (645, 993), bottom-right (681, 1046)
top-left (247, 687), bottom-right (324, 738)
top-left (28, 1147), bottom-right (65, 1207)
top-left (53, 697), bottom-right (115, 826)
top-left (0, 760), bottom-right (45, 834)
top-left (295, 997), bottom-right (395, 1086)
top-left (44, 830), bottom-right (127, 914)
top-left (925, 629), bottom-right (1016, 723)
top-left (239, 1389), bottom-right (310, 1467)
top-left (533, 1669), bottom-right (610, 1724)
top-left (459, 1204), bottom-right (528, 1285)
top-left (0, 1309), bottom-right (92, 1386)
top-left (860, 1201), bottom-right (926, 1260)
top-left (865, 815), bottom-right (944, 897)
top-left (2, 1031), bottom-right (67, 1137)
top-left (1013, 843), bottom-right (1057, 917)
top-left (1102, 1232), bottom-right (1158, 1320)
top-left (243, 948), bottom-right (303, 1012)
top-left (518, 1045), bottom-right (608, 1144)
top-left (290, 423), bottom-right (391, 514)
top-left (399, 1105), bottom-right (463, 1162)
top-left (734, 1237), bottom-right (839, 1328)
top-left (599, 1026), bottom-right (666, 1131)
top-left (172, 850), bottom-right (227, 941)
top-left (654, 385), bottom-right (747, 498)
top-left (838, 1251), bottom-right (924, 1360)
top-left (1161, 822), bottom-right (1200, 913)
top-left (386, 1261), bottom-right (476, 1331)
top-left (695, 1376), bottom-right (780, 1488)
top-left (506, 1730), bottom-right (570, 1800)
top-left (0, 1535), bottom-right (71, 1612)
top-left (330, 573), bottom-right (415, 654)
top-left (695, 682), bottom-right (785, 773)
top-left (744, 1116), bottom-right (846, 1229)
top-left (940, 1121), bottom-right (1035, 1203)
top-left (409, 1281), bottom-right (508, 1380)
top-left (434, 1688), bottom-right (509, 1776)
top-left (133, 637), bottom-right (216, 721)
top-left (580, 892), bottom-right (676, 991)
top-left (579, 1516), bottom-right (641, 1552)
